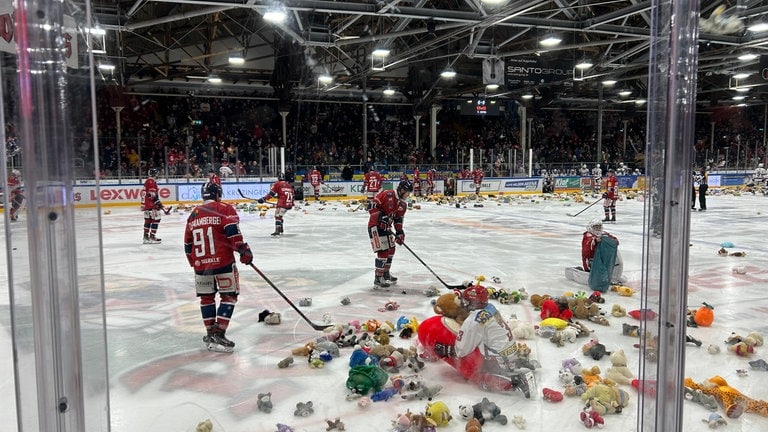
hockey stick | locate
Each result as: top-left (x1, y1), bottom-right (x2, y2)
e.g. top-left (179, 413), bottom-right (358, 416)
top-left (567, 197), bottom-right (604, 217)
top-left (402, 243), bottom-right (467, 290)
top-left (238, 188), bottom-right (275, 207)
top-left (249, 263), bottom-right (334, 331)
top-left (238, 188), bottom-right (260, 201)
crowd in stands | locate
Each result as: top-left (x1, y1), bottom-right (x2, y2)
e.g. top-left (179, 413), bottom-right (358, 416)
top-left (18, 88), bottom-right (768, 179)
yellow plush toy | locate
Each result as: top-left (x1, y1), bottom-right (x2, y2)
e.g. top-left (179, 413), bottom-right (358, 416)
top-left (581, 382), bottom-right (631, 415)
top-left (610, 285), bottom-right (636, 296)
top-left (425, 400), bottom-right (453, 426)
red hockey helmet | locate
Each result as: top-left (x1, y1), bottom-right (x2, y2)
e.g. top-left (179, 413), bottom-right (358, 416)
top-left (458, 284), bottom-right (489, 309)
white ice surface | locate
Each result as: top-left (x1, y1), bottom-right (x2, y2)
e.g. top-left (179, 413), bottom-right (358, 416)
top-left (2, 192), bottom-right (768, 432)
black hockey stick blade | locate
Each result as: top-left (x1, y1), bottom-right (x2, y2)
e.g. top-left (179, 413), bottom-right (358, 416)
top-left (402, 243), bottom-right (467, 290)
top-left (249, 263), bottom-right (333, 331)
top-left (238, 188), bottom-right (257, 201)
top-left (567, 197), bottom-right (604, 217)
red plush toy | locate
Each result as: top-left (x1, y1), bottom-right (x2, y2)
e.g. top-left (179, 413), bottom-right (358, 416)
top-left (540, 298), bottom-right (573, 321)
top-left (628, 309), bottom-right (658, 320)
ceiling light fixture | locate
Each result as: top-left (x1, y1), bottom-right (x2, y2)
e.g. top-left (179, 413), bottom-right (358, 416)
top-left (486, 84), bottom-right (499, 91)
top-left (521, 94), bottom-right (533, 100)
top-left (263, 9), bottom-right (287, 24)
top-left (735, 87), bottom-right (750, 92)
top-left (602, 79), bottom-right (617, 86)
top-left (372, 48), bottom-right (390, 57)
top-left (738, 53), bottom-right (757, 61)
top-left (98, 63), bottom-right (115, 72)
top-left (208, 76), bottom-right (222, 84)
top-left (540, 33), bottom-right (562, 47)
top-left (733, 95), bottom-right (746, 101)
top-left (383, 86), bottom-right (395, 96)
top-left (318, 74), bottom-right (333, 84)
top-left (575, 60), bottom-right (593, 70)
top-left (747, 22), bottom-right (768, 32)
top-left (618, 90), bottom-right (632, 97)
top-left (733, 72), bottom-right (751, 79)
top-left (228, 54), bottom-right (245, 64)
top-left (440, 66), bottom-right (456, 79)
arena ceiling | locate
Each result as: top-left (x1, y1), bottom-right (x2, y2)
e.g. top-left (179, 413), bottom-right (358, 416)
top-left (81, 0), bottom-right (768, 110)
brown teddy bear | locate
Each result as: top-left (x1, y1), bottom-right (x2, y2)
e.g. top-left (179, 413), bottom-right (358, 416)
top-left (433, 292), bottom-right (469, 324)
top-left (529, 293), bottom-right (551, 309)
top-left (569, 297), bottom-right (600, 320)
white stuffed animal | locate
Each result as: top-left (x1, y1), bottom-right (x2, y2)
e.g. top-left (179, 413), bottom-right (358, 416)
top-left (507, 318), bottom-right (536, 340)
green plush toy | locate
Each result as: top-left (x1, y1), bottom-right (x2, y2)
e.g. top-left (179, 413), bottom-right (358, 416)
top-left (345, 365), bottom-right (389, 395)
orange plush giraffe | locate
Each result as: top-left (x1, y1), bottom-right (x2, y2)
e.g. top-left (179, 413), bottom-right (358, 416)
top-left (684, 376), bottom-right (768, 418)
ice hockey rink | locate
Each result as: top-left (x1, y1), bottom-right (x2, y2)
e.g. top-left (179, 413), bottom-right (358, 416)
top-left (2, 191), bottom-right (768, 432)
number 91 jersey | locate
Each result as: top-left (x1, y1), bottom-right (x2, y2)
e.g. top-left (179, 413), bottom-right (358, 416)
top-left (184, 201), bottom-right (244, 274)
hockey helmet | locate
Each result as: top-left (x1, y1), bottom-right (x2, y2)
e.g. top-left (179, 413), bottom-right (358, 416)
top-left (201, 180), bottom-right (223, 201)
top-left (10, 169), bottom-right (20, 178)
top-left (760, 163), bottom-right (765, 168)
top-left (398, 180), bottom-right (414, 193)
top-left (596, 163), bottom-right (601, 168)
top-left (457, 285), bottom-right (489, 310)
top-left (587, 218), bottom-right (603, 235)
top-left (148, 168), bottom-right (159, 178)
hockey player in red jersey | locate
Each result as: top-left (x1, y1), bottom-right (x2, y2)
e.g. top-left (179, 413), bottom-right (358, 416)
top-left (305, 167), bottom-right (323, 201)
top-left (6, 169), bottom-right (24, 221)
top-left (425, 169), bottom-right (436, 196)
top-left (367, 180), bottom-right (412, 288)
top-left (141, 168), bottom-right (168, 243)
top-left (362, 166), bottom-right (384, 210)
top-left (412, 166), bottom-right (422, 197)
top-left (419, 286), bottom-right (535, 398)
top-left (259, 173), bottom-right (295, 236)
top-left (471, 168), bottom-right (484, 197)
top-left (184, 177), bottom-right (253, 352)
top-left (602, 168), bottom-right (619, 222)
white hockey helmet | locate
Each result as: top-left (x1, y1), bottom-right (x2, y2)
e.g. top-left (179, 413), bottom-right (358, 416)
top-left (587, 218), bottom-right (603, 235)
top-left (760, 163), bottom-right (764, 168)
top-left (596, 163), bottom-right (601, 168)
top-left (11, 169), bottom-right (20, 177)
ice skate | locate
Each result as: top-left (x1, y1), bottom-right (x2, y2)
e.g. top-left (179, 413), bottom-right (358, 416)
top-left (373, 275), bottom-right (391, 290)
top-left (204, 328), bottom-right (235, 353)
top-left (508, 370), bottom-right (535, 399)
top-left (143, 235), bottom-right (151, 244)
top-left (610, 216), bottom-right (616, 222)
top-left (602, 217), bottom-right (610, 222)
top-left (149, 236), bottom-right (162, 244)
top-left (383, 272), bottom-right (398, 284)
top-left (270, 231), bottom-right (282, 236)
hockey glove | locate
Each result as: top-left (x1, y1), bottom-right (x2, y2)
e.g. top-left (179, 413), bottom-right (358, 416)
top-left (377, 214), bottom-right (390, 232)
top-left (237, 243), bottom-right (253, 265)
top-left (258, 198), bottom-right (265, 204)
top-left (434, 343), bottom-right (456, 358)
top-left (395, 230), bottom-right (405, 245)
top-left (601, 192), bottom-right (608, 199)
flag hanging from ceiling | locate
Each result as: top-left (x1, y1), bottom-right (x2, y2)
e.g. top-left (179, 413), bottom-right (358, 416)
top-left (482, 58), bottom-right (505, 85)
